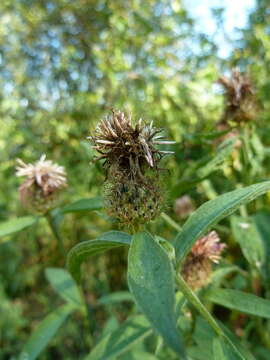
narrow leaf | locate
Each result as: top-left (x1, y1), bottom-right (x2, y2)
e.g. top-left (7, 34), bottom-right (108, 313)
top-left (218, 322), bottom-right (256, 360)
top-left (128, 232), bottom-right (186, 358)
top-left (67, 231), bottom-right (131, 283)
top-left (253, 211), bottom-right (270, 280)
top-left (45, 268), bottom-right (83, 308)
top-left (98, 291), bottom-right (134, 306)
top-left (118, 351), bottom-right (158, 360)
top-left (19, 304), bottom-right (74, 360)
top-left (174, 181), bottom-right (270, 264)
top-left (0, 216), bottom-right (38, 240)
top-left (193, 317), bottom-right (254, 360)
top-left (213, 337), bottom-right (228, 360)
top-left (206, 288), bottom-right (270, 319)
top-left (60, 197), bottom-right (103, 214)
top-left (84, 315), bottom-right (151, 360)
top-left (231, 216), bottom-right (265, 270)
top-left (197, 137), bottom-right (237, 179)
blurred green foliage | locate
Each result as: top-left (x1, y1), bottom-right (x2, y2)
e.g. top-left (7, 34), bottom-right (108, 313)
top-left (1, 0), bottom-right (270, 359)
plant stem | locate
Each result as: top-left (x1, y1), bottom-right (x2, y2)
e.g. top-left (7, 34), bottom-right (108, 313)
top-left (46, 211), bottom-right (65, 256)
top-left (175, 274), bottom-right (222, 336)
top-left (176, 274), bottom-right (245, 359)
top-left (241, 125), bottom-right (252, 185)
top-left (154, 336), bottom-right (163, 356)
top-left (161, 212), bottom-right (182, 232)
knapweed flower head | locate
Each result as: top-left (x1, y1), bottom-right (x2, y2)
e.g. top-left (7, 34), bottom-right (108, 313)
top-left (218, 69), bottom-right (257, 125)
top-left (89, 110), bottom-right (174, 227)
top-left (89, 110), bottom-right (173, 179)
top-left (181, 231), bottom-right (226, 290)
top-left (16, 155), bottom-right (67, 213)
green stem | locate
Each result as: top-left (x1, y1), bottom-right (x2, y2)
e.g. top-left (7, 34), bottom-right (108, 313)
top-left (161, 212), bottom-right (182, 232)
top-left (80, 287), bottom-right (94, 348)
top-left (154, 336), bottom-right (163, 356)
top-left (176, 274), bottom-right (245, 359)
top-left (176, 274), bottom-right (222, 336)
top-left (46, 211), bottom-right (65, 256)
top-left (240, 125), bottom-right (252, 185)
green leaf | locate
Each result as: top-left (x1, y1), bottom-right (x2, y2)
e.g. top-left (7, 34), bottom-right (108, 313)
top-left (60, 197), bottom-right (103, 214)
top-left (45, 268), bottom-right (83, 308)
top-left (128, 232), bottom-right (186, 358)
top-left (174, 181), bottom-right (270, 264)
top-left (98, 291), bottom-right (134, 306)
top-left (197, 137), bottom-right (237, 179)
top-left (218, 322), bottom-right (255, 360)
top-left (192, 317), bottom-right (254, 360)
top-left (213, 336), bottom-right (244, 360)
top-left (253, 211), bottom-right (270, 280)
top-left (19, 304), bottom-right (74, 360)
top-left (0, 216), bottom-right (38, 240)
top-left (231, 216), bottom-right (265, 270)
top-left (206, 288), bottom-right (270, 319)
top-left (211, 265), bottom-right (240, 287)
top-left (67, 231), bottom-right (131, 283)
top-left (84, 315), bottom-right (151, 360)
top-left (118, 350), bottom-right (158, 360)
top-left (213, 337), bottom-right (228, 360)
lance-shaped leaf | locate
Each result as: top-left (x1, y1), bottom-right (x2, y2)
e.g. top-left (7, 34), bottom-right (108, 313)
top-left (0, 216), bottom-right (38, 241)
top-left (197, 137), bottom-right (238, 179)
top-left (231, 216), bottom-right (265, 271)
top-left (84, 315), bottom-right (151, 360)
top-left (97, 291), bottom-right (134, 306)
top-left (60, 197), bottom-right (103, 214)
top-left (19, 304), bottom-right (74, 360)
top-left (174, 181), bottom-right (270, 264)
top-left (67, 231), bottom-right (131, 283)
top-left (206, 288), bottom-right (270, 319)
top-left (45, 268), bottom-right (83, 308)
top-left (213, 337), bottom-right (231, 360)
top-left (128, 232), bottom-right (186, 358)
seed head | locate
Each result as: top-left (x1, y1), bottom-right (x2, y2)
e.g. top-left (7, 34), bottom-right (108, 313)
top-left (16, 155), bottom-right (67, 213)
top-left (181, 231), bottom-right (226, 290)
top-left (89, 110), bottom-right (174, 179)
top-left (89, 110), bottom-right (173, 227)
top-left (218, 69), bottom-right (257, 124)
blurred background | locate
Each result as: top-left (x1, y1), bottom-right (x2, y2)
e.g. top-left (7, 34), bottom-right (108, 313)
top-left (1, 0), bottom-right (270, 358)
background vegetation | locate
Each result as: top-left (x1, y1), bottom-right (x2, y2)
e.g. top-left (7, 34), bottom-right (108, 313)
top-left (1, 0), bottom-right (270, 359)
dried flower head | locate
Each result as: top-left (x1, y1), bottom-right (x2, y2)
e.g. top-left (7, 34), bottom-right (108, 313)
top-left (89, 110), bottom-right (173, 227)
top-left (16, 155), bottom-right (67, 213)
top-left (89, 110), bottom-right (174, 179)
top-left (181, 231), bottom-right (226, 290)
top-left (174, 195), bottom-right (195, 219)
top-left (218, 68), bottom-right (257, 124)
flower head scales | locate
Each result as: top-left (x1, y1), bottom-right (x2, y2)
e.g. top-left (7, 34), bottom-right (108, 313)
top-left (89, 110), bottom-right (174, 227)
top-left (89, 110), bottom-right (174, 179)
